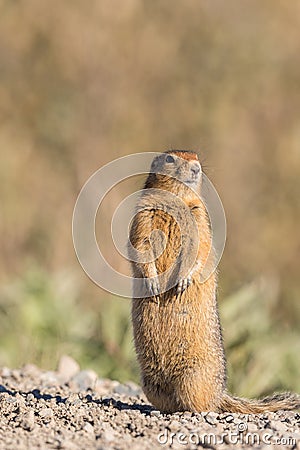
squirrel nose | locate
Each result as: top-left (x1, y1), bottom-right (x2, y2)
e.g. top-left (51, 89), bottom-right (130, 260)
top-left (191, 164), bottom-right (200, 175)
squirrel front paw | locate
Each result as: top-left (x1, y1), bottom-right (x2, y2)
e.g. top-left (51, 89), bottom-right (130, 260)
top-left (176, 275), bottom-right (192, 294)
top-left (144, 277), bottom-right (160, 297)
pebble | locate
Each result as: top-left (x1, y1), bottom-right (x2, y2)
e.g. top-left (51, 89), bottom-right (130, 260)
top-left (39, 407), bottom-right (53, 419)
top-left (6, 396), bottom-right (18, 404)
top-left (26, 393), bottom-right (35, 402)
top-left (269, 419), bottom-right (287, 432)
top-left (57, 355), bottom-right (80, 380)
top-left (113, 381), bottom-right (142, 397)
top-left (225, 414), bottom-right (234, 422)
top-left (66, 393), bottom-right (81, 406)
top-left (71, 370), bottom-right (98, 391)
top-left (150, 410), bottom-right (161, 417)
top-left (41, 371), bottom-right (60, 385)
top-left (0, 360), bottom-right (299, 449)
top-left (20, 410), bottom-right (35, 431)
top-left (205, 411), bottom-right (219, 425)
top-left (247, 422), bottom-right (258, 432)
top-left (168, 419), bottom-right (181, 430)
top-left (1, 367), bottom-right (11, 377)
top-left (83, 423), bottom-right (94, 433)
top-left (102, 430), bottom-right (117, 442)
top-left (22, 364), bottom-right (40, 376)
top-left (11, 369), bottom-right (21, 381)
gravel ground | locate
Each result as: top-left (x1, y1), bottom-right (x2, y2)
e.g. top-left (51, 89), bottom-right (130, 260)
top-left (0, 357), bottom-right (299, 450)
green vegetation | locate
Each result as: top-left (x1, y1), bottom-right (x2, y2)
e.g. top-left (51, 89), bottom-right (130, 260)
top-left (221, 281), bottom-right (300, 396)
top-left (0, 267), bottom-right (136, 382)
top-left (0, 268), bottom-right (298, 397)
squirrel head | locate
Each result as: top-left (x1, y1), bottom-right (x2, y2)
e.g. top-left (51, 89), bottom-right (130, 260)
top-left (145, 150), bottom-right (202, 196)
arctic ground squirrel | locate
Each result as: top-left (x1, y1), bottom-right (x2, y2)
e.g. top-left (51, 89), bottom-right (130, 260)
top-left (128, 150), bottom-right (300, 413)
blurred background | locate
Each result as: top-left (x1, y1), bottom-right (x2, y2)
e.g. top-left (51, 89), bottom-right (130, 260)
top-left (0, 0), bottom-right (299, 397)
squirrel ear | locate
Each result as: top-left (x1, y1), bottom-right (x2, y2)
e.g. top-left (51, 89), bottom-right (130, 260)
top-left (150, 160), bottom-right (157, 172)
top-left (151, 155), bottom-right (163, 172)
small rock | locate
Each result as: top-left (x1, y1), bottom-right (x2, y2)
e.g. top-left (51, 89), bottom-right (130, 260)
top-left (26, 393), bottom-right (35, 402)
top-left (71, 370), bottom-right (98, 391)
top-left (20, 410), bottom-right (35, 431)
top-left (102, 429), bottom-right (117, 442)
top-left (169, 420), bottom-right (180, 431)
top-left (66, 393), bottom-right (81, 406)
top-left (205, 412), bottom-right (218, 425)
top-left (22, 364), bottom-right (40, 376)
top-left (11, 370), bottom-right (21, 381)
top-left (150, 410), bottom-right (161, 417)
top-left (113, 381), bottom-right (142, 396)
top-left (269, 420), bottom-right (287, 432)
top-left (41, 371), bottom-right (60, 385)
top-left (6, 396), bottom-right (18, 404)
top-left (57, 355), bottom-right (80, 380)
top-left (83, 422), bottom-right (94, 433)
top-left (1, 367), bottom-right (11, 377)
top-left (247, 422), bottom-right (258, 432)
top-left (39, 407), bottom-right (53, 419)
top-left (113, 383), bottom-right (141, 396)
top-left (225, 414), bottom-right (234, 422)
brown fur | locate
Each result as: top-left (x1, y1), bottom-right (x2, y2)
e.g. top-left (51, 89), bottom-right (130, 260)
top-left (128, 150), bottom-right (300, 413)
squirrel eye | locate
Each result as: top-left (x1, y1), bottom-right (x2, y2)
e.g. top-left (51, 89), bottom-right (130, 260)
top-left (166, 155), bottom-right (175, 163)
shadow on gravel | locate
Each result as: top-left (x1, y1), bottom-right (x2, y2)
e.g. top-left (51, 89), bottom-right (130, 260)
top-left (100, 397), bottom-right (155, 416)
top-left (0, 384), bottom-right (67, 403)
top-left (0, 384), bottom-right (155, 416)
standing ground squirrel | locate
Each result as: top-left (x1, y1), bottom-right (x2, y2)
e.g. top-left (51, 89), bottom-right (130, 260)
top-left (128, 150), bottom-right (300, 413)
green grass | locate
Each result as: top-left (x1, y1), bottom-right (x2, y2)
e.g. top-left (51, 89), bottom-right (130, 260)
top-left (220, 281), bottom-right (300, 396)
top-left (0, 267), bottom-right (137, 382)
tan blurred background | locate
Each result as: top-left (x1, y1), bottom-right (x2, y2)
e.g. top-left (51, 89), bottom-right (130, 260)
top-left (0, 0), bottom-right (299, 396)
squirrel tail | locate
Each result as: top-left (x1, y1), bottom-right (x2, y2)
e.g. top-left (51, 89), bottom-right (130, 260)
top-left (219, 391), bottom-right (300, 414)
